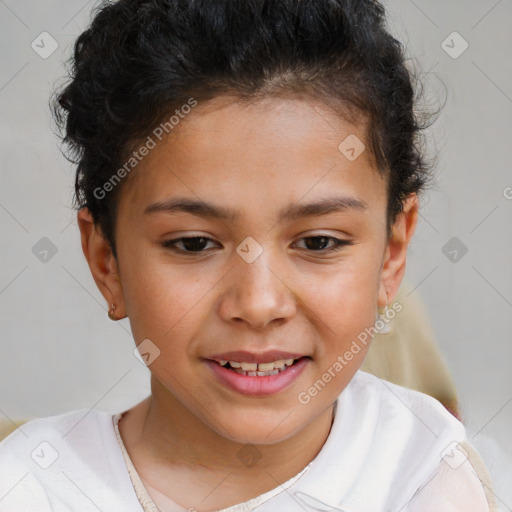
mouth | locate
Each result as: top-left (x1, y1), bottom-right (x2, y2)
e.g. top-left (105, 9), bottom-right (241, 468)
top-left (213, 357), bottom-right (309, 377)
top-left (204, 354), bottom-right (311, 397)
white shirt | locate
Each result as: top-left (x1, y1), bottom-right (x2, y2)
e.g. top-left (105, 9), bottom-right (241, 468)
top-left (0, 370), bottom-right (490, 511)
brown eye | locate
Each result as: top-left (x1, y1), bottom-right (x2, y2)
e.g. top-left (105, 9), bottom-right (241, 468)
top-left (295, 236), bottom-right (354, 253)
top-left (162, 236), bottom-right (219, 253)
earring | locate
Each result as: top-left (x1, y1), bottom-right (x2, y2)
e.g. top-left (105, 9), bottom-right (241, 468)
top-left (108, 303), bottom-right (117, 321)
top-left (375, 303), bottom-right (391, 335)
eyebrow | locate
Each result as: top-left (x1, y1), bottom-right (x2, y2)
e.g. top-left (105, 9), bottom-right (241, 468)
top-left (144, 195), bottom-right (368, 223)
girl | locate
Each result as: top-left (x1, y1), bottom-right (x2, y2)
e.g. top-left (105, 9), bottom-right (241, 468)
top-left (0, 0), bottom-right (494, 510)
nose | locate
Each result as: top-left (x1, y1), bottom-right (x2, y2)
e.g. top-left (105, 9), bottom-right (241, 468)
top-left (217, 248), bottom-right (297, 330)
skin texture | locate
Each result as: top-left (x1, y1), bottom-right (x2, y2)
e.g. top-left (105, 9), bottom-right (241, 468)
top-left (77, 95), bottom-right (419, 511)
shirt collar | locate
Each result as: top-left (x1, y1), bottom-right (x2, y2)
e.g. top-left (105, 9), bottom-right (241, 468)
top-left (261, 370), bottom-right (466, 512)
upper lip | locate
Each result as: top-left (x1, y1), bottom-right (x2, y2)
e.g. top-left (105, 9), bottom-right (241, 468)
top-left (206, 350), bottom-right (307, 364)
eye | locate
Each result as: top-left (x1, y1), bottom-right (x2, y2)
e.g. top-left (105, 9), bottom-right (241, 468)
top-left (161, 236), bottom-right (220, 253)
top-left (161, 234), bottom-right (354, 255)
top-left (294, 235), bottom-right (354, 253)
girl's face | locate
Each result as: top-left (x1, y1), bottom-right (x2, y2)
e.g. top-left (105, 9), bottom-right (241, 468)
top-left (82, 95), bottom-right (417, 445)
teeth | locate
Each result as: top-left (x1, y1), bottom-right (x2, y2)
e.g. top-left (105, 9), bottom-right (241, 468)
top-left (232, 360), bottom-right (295, 372)
top-left (218, 358), bottom-right (300, 376)
top-left (240, 362), bottom-right (258, 371)
top-left (258, 362), bottom-right (275, 372)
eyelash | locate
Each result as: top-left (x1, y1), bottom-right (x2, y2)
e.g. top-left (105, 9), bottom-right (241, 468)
top-left (161, 235), bottom-right (354, 254)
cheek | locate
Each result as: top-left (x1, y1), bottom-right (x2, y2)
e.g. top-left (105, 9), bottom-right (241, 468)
top-left (120, 251), bottom-right (217, 346)
top-left (301, 254), bottom-right (381, 356)
top-left (315, 256), bottom-right (380, 315)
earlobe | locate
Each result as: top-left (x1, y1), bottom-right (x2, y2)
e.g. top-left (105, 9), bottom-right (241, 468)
top-left (76, 207), bottom-right (126, 318)
top-left (378, 194), bottom-right (420, 307)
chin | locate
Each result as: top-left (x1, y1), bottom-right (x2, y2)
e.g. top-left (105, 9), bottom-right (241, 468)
top-left (209, 408), bottom-right (309, 446)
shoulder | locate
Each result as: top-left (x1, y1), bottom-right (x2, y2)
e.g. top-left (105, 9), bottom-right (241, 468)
top-left (347, 369), bottom-right (466, 448)
top-left (0, 407), bottom-right (113, 474)
top-left (0, 407), bottom-right (113, 457)
top-left (349, 369), bottom-right (465, 438)
top-left (336, 371), bottom-right (472, 509)
top-left (407, 449), bottom-right (490, 511)
top-left (0, 408), bottom-right (132, 511)
top-left (346, 372), bottom-right (494, 511)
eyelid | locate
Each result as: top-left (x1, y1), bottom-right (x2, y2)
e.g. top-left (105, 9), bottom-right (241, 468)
top-left (161, 233), bottom-right (354, 255)
top-left (293, 235), bottom-right (354, 252)
top-left (161, 235), bottom-right (220, 251)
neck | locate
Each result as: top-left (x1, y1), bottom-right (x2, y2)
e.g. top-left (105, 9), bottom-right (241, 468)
top-left (119, 376), bottom-right (336, 509)
top-left (152, 376), bottom-right (333, 472)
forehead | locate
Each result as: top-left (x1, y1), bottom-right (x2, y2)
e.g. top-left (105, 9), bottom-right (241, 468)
top-left (118, 95), bottom-right (387, 222)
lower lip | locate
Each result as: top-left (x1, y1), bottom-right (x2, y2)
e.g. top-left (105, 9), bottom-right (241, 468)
top-left (205, 358), bottom-right (310, 397)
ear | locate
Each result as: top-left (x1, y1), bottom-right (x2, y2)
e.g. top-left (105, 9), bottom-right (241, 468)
top-left (378, 193), bottom-right (419, 307)
top-left (77, 207), bottom-right (126, 318)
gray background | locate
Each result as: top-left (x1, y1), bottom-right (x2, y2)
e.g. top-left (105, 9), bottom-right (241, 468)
top-left (1, 0), bottom-right (511, 509)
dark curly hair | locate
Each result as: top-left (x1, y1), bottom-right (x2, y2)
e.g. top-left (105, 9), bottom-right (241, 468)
top-left (51, 0), bottom-right (439, 261)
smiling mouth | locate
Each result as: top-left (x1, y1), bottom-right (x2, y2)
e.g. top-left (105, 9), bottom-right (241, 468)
top-left (212, 357), bottom-right (310, 377)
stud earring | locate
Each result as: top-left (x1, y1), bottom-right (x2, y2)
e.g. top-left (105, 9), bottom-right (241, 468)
top-left (108, 303), bottom-right (127, 321)
top-left (108, 303), bottom-right (117, 321)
